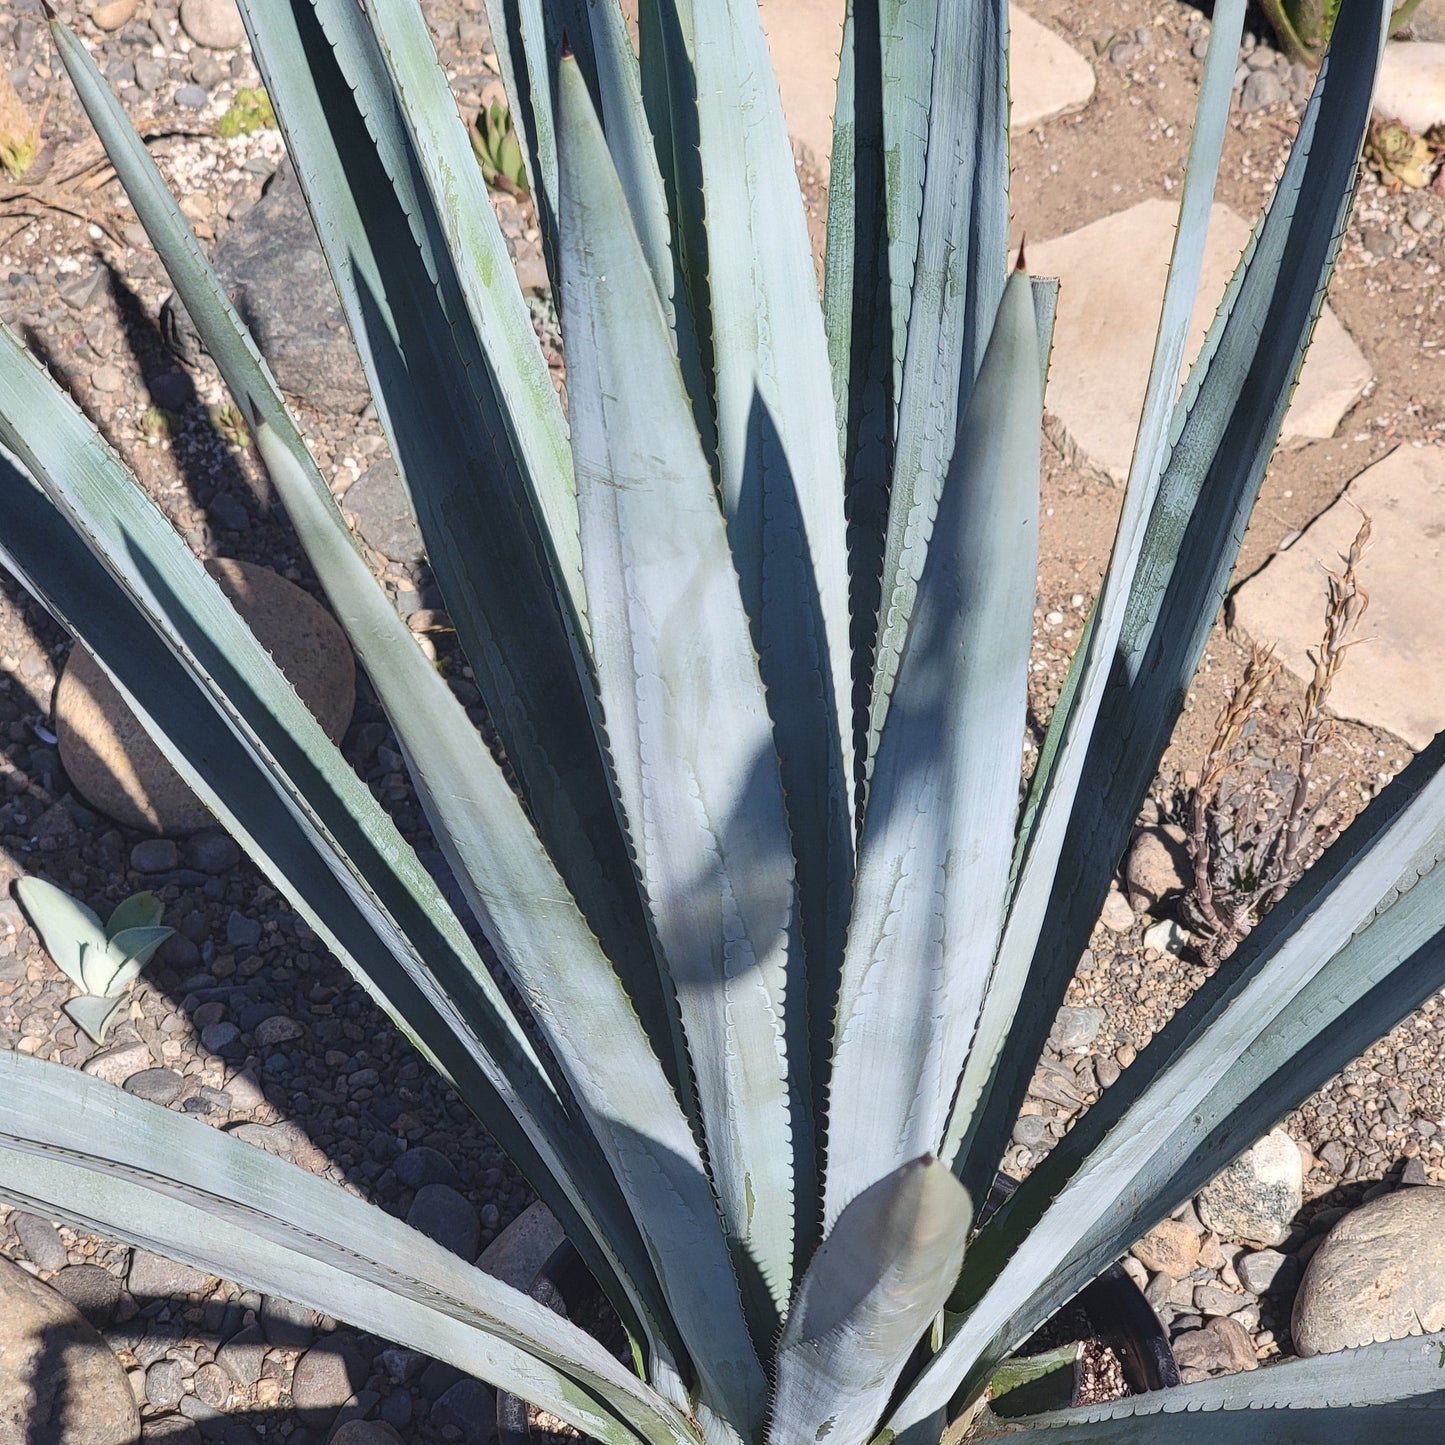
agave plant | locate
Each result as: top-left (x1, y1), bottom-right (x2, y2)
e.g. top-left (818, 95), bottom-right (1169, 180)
top-left (1259, 0), bottom-right (1425, 63)
top-left (0, 0), bottom-right (1441, 1440)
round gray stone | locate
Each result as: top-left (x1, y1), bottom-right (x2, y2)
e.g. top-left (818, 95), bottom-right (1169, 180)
top-left (329, 1422), bottom-right (405, 1444)
top-left (179, 0), bottom-right (246, 48)
top-left (291, 1339), bottom-right (367, 1424)
top-left (1125, 823), bottom-right (1191, 913)
top-left (393, 1146), bottom-right (460, 1190)
top-left (1049, 1005), bottom-right (1104, 1051)
top-left (432, 1378), bottom-right (496, 1444)
top-left (128, 1248), bottom-right (214, 1299)
top-left (259, 1294), bottom-right (316, 1348)
top-left (145, 1358), bottom-right (186, 1409)
top-left (124, 1067), bottom-right (186, 1105)
top-left (1240, 68), bottom-right (1285, 113)
top-left (49, 1263), bottom-right (123, 1328)
top-left (1293, 1185), bottom-right (1445, 1356)
top-left (0, 1255), bottom-right (140, 1444)
top-left (131, 838), bottom-right (179, 873)
top-left (184, 829), bottom-right (241, 874)
top-left (1196, 1128), bottom-right (1302, 1247)
top-left (13, 1212), bottom-right (68, 1272)
top-left (406, 1183), bottom-right (481, 1260)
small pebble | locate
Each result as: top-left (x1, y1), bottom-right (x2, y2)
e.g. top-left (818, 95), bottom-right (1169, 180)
top-left (91, 0), bottom-right (139, 30)
top-left (185, 829), bottom-right (241, 874)
top-left (14, 1212), bottom-right (68, 1272)
top-left (91, 364), bottom-right (126, 393)
top-left (1240, 69), bottom-right (1285, 113)
top-left (146, 1358), bottom-right (186, 1410)
top-left (174, 85), bottom-right (210, 110)
top-left (131, 838), bottom-right (179, 873)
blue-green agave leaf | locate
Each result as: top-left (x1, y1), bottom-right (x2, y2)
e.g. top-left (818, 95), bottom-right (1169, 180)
top-left (689, 0), bottom-right (855, 1209)
top-left (61, 995), bottom-right (127, 1045)
top-left (104, 891), bottom-right (164, 937)
top-left (40, 19), bottom-right (683, 1362)
top-left (0, 1051), bottom-right (700, 1445)
top-left (218, 0), bottom-right (678, 1077)
top-left (827, 266), bottom-right (1039, 1227)
top-left (769, 1159), bottom-right (972, 1445)
top-left (556, 53), bottom-right (796, 1355)
top-left (864, 0), bottom-right (1009, 772)
top-left (971, 1331), bottom-right (1445, 1439)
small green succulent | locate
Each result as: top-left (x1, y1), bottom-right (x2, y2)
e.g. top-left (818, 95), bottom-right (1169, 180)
top-left (471, 98), bottom-right (530, 198)
top-left (13, 877), bottom-right (173, 1043)
top-left (1365, 115), bottom-right (1436, 189)
top-left (216, 86), bottom-right (277, 139)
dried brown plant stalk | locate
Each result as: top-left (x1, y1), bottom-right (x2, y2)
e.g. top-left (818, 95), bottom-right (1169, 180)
top-left (1187, 513), bottom-right (1372, 961)
top-left (1188, 644), bottom-right (1279, 948)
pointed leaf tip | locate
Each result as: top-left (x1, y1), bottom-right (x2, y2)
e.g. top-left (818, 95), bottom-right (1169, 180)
top-left (1016, 236), bottom-right (1028, 273)
top-left (40, 0), bottom-right (55, 20)
top-left (560, 27), bottom-right (572, 59)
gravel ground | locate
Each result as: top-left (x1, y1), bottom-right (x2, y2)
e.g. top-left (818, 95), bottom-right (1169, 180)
top-left (2, 0), bottom-right (1444, 1437)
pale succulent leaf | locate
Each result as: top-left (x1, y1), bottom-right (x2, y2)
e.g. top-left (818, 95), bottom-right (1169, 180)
top-left (0, 1051), bottom-right (698, 1445)
top-left (690, 0), bottom-right (854, 780)
top-left (827, 268), bottom-right (1039, 1226)
top-left (944, 0), bottom-right (1388, 1202)
top-left (12, 875), bottom-right (106, 994)
top-left (974, 1331), bottom-right (1445, 1439)
top-left (556, 54), bottom-right (792, 1380)
top-left (224, 1), bottom-right (677, 1064)
top-left (769, 1160), bottom-right (972, 1445)
top-left (823, 0), bottom-right (895, 775)
top-left (62, 994), bottom-right (126, 1045)
top-left (104, 890), bottom-right (164, 937)
top-left (97, 925), bottom-right (173, 994)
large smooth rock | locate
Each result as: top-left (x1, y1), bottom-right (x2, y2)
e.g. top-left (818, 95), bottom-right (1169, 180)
top-left (179, 0), bottom-right (246, 49)
top-left (0, 1254), bottom-right (140, 1444)
top-left (1233, 444), bottom-right (1445, 750)
top-left (1293, 1186), bottom-right (1445, 1356)
top-left (1029, 200), bottom-right (1371, 482)
top-left (1374, 40), bottom-right (1445, 131)
top-left (56, 559), bottom-right (355, 832)
top-left (1196, 1128), bottom-right (1303, 1247)
top-left (755, 1), bottom-right (1093, 176)
top-left (163, 161), bottom-right (370, 414)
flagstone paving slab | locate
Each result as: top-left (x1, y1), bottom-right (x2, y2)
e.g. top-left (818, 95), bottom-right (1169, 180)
top-left (1232, 443), bottom-right (1445, 750)
top-left (1374, 40), bottom-right (1445, 132)
top-left (758, 1), bottom-right (1095, 175)
top-left (1030, 198), bottom-right (1372, 483)
top-left (1011, 6), bottom-right (1097, 131)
